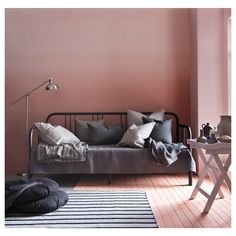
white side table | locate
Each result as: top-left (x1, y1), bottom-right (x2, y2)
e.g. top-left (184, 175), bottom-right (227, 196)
top-left (187, 139), bottom-right (231, 213)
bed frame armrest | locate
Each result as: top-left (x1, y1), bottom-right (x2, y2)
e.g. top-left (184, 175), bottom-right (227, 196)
top-left (29, 127), bottom-right (37, 154)
top-left (28, 127), bottom-right (37, 177)
top-left (178, 124), bottom-right (192, 146)
top-left (179, 124), bottom-right (193, 185)
top-left (28, 126), bottom-right (39, 173)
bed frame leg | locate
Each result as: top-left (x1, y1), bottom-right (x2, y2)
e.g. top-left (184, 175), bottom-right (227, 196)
top-left (27, 164), bottom-right (32, 179)
top-left (188, 171), bottom-right (193, 186)
top-left (107, 174), bottom-right (111, 185)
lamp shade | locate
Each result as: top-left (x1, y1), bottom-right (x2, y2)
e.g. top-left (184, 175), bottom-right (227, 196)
top-left (46, 77), bottom-right (59, 90)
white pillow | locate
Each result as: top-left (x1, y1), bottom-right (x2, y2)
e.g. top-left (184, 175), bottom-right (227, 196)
top-left (33, 122), bottom-right (80, 146)
top-left (118, 122), bottom-right (155, 148)
top-left (127, 109), bottom-right (165, 127)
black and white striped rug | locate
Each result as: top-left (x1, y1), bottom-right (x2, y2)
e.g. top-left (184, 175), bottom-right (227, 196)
top-left (5, 190), bottom-right (158, 228)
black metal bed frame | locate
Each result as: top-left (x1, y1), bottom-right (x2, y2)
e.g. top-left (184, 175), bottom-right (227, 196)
top-left (29, 111), bottom-right (193, 185)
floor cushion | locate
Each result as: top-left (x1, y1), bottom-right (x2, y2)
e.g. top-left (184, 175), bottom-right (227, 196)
top-left (14, 178), bottom-right (59, 204)
top-left (11, 190), bottom-right (68, 214)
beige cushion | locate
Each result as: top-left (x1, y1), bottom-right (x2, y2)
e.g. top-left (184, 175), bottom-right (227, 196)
top-left (34, 122), bottom-right (80, 146)
top-left (127, 109), bottom-right (165, 127)
top-left (118, 122), bottom-right (155, 148)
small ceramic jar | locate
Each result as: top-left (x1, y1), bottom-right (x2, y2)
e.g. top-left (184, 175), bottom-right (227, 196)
top-left (197, 129), bottom-right (207, 143)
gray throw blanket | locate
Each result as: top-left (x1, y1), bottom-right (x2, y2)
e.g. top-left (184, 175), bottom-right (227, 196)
top-left (36, 142), bottom-right (88, 162)
top-left (146, 138), bottom-right (187, 166)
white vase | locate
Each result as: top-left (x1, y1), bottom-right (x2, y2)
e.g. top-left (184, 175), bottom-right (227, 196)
top-left (217, 115), bottom-right (231, 137)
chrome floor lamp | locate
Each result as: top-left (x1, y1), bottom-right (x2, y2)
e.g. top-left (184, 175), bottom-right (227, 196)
top-left (11, 76), bottom-right (59, 176)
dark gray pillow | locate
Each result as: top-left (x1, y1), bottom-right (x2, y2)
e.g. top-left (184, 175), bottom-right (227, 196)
top-left (88, 123), bottom-right (123, 145)
top-left (142, 117), bottom-right (172, 144)
top-left (75, 119), bottom-right (104, 143)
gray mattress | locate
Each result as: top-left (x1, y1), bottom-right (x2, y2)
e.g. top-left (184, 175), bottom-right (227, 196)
top-left (30, 145), bottom-right (196, 175)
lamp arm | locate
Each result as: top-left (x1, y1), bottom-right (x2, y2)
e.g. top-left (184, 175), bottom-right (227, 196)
top-left (11, 79), bottom-right (50, 105)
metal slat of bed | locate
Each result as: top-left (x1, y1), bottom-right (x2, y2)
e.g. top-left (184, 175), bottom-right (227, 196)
top-left (45, 111), bottom-right (181, 142)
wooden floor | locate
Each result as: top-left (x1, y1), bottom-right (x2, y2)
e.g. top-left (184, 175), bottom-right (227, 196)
top-left (74, 173), bottom-right (231, 228)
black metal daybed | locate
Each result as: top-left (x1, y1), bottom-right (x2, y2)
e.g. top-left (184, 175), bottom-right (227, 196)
top-left (28, 111), bottom-right (196, 185)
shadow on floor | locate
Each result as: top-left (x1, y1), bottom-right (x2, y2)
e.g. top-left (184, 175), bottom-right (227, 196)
top-left (5, 173), bottom-right (81, 190)
top-left (38, 174), bottom-right (81, 190)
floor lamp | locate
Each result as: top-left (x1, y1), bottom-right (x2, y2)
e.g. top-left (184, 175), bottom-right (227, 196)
top-left (11, 76), bottom-right (59, 176)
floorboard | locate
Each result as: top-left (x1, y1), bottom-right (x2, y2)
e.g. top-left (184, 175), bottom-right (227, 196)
top-left (74, 173), bottom-right (231, 228)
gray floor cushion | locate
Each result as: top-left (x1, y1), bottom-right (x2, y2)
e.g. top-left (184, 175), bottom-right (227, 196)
top-left (14, 178), bottom-right (59, 203)
top-left (11, 190), bottom-right (68, 214)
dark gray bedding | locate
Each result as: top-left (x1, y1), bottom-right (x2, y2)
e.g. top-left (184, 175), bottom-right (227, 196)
top-left (145, 138), bottom-right (187, 166)
top-left (30, 144), bottom-right (196, 175)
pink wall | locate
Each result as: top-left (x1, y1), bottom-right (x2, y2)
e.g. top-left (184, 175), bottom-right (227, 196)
top-left (5, 9), bottom-right (191, 172)
top-left (190, 8), bottom-right (231, 134)
top-left (190, 9), bottom-right (231, 172)
top-left (197, 9), bottom-right (228, 128)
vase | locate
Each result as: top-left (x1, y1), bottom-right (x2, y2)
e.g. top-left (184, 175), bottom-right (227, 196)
top-left (202, 123), bottom-right (213, 139)
top-left (208, 132), bottom-right (219, 144)
top-left (217, 115), bottom-right (231, 137)
top-left (197, 129), bottom-right (207, 143)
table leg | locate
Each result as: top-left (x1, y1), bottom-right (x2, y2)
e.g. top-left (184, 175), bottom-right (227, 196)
top-left (190, 154), bottom-right (214, 199)
top-left (197, 148), bottom-right (224, 197)
top-left (208, 168), bottom-right (224, 198)
top-left (213, 154), bottom-right (231, 192)
top-left (203, 154), bottom-right (231, 213)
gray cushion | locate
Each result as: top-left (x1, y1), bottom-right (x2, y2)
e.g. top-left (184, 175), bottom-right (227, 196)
top-left (14, 178), bottom-right (59, 204)
top-left (34, 122), bottom-right (80, 146)
top-left (88, 123), bottom-right (123, 145)
top-left (11, 190), bottom-right (68, 214)
top-left (142, 117), bottom-right (172, 144)
top-left (75, 119), bottom-right (104, 143)
top-left (118, 122), bottom-right (155, 148)
top-left (127, 109), bottom-right (165, 127)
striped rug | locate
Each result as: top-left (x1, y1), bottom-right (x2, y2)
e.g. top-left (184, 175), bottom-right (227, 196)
top-left (5, 190), bottom-right (158, 228)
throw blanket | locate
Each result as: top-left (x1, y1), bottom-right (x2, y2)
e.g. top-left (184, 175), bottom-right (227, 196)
top-left (146, 138), bottom-right (187, 166)
top-left (36, 142), bottom-right (88, 162)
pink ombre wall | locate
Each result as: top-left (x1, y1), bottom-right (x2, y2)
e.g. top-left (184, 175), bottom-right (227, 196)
top-left (190, 9), bottom-right (231, 172)
top-left (197, 9), bottom-right (230, 128)
top-left (190, 8), bottom-right (231, 135)
top-left (5, 8), bottom-right (192, 172)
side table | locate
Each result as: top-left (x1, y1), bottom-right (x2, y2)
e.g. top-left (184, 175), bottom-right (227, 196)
top-left (187, 139), bottom-right (231, 213)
